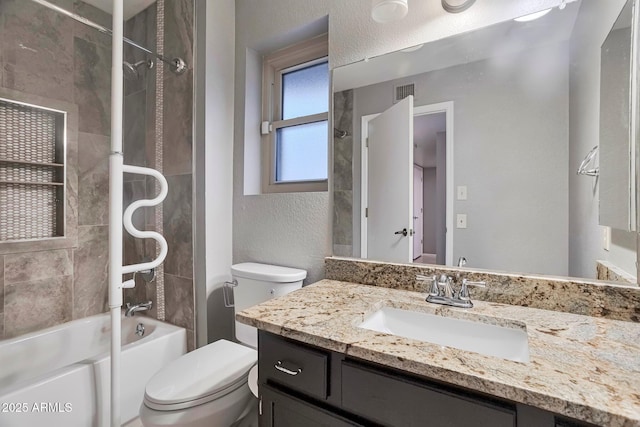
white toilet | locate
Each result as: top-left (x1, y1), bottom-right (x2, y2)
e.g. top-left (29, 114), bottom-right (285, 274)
top-left (139, 262), bottom-right (307, 427)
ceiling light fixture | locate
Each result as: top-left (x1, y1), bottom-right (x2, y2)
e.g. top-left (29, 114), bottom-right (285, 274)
top-left (400, 44), bottom-right (424, 53)
top-left (371, 0), bottom-right (408, 23)
top-left (441, 0), bottom-right (476, 14)
top-left (513, 8), bottom-right (552, 22)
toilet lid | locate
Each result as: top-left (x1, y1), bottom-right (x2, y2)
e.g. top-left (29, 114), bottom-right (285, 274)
top-left (231, 262), bottom-right (307, 282)
top-left (145, 339), bottom-right (257, 406)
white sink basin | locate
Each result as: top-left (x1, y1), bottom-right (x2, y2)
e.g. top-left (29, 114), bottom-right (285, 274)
top-left (359, 307), bottom-right (530, 363)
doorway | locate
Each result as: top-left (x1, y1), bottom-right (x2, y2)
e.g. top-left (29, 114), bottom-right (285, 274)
top-left (413, 111), bottom-right (447, 265)
top-left (361, 101), bottom-right (454, 265)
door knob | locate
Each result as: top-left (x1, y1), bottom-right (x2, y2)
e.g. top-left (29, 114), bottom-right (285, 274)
top-left (394, 228), bottom-right (408, 236)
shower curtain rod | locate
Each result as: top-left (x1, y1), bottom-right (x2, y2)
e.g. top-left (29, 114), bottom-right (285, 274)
top-left (30, 0), bottom-right (187, 73)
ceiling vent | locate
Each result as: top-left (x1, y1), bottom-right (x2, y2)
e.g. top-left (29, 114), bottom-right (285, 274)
top-left (394, 83), bottom-right (415, 103)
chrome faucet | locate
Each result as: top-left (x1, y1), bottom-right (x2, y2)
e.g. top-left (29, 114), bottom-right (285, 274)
top-left (125, 301), bottom-right (153, 317)
top-left (417, 275), bottom-right (485, 308)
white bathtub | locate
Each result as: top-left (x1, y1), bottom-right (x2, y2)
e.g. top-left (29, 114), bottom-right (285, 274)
top-left (0, 313), bottom-right (186, 427)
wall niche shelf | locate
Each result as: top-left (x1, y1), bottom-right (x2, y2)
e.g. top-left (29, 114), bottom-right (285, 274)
top-left (0, 98), bottom-right (67, 242)
top-left (0, 181), bottom-right (64, 186)
top-left (0, 158), bottom-right (64, 168)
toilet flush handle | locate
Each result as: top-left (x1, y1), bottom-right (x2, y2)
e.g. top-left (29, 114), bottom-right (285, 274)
top-left (223, 279), bottom-right (238, 308)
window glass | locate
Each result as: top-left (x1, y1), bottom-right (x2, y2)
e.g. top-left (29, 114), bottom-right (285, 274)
top-left (275, 121), bottom-right (328, 182)
top-left (281, 61), bottom-right (329, 120)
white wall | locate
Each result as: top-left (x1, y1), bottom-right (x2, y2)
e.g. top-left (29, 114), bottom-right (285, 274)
top-left (194, 0), bottom-right (236, 346)
top-left (435, 132), bottom-right (447, 265)
top-left (423, 168), bottom-right (437, 254)
top-left (569, 0), bottom-right (637, 279)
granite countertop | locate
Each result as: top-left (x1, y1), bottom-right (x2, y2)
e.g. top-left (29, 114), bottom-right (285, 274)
top-left (236, 279), bottom-right (640, 427)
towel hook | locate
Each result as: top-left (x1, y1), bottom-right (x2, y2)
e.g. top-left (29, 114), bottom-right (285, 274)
top-left (577, 146), bottom-right (599, 177)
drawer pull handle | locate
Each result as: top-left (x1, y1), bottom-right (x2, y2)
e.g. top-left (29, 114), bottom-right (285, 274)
top-left (274, 360), bottom-right (302, 376)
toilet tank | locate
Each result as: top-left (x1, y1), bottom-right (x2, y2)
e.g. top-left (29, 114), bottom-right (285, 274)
top-left (231, 263), bottom-right (306, 348)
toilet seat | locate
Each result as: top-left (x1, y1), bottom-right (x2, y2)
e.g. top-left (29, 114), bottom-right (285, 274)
top-left (144, 339), bottom-right (257, 412)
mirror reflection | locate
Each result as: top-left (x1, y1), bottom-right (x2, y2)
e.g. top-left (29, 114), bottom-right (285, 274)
top-left (332, 0), bottom-right (638, 285)
top-left (599, 0), bottom-right (635, 232)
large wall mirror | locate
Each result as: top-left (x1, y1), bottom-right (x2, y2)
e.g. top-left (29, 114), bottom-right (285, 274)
top-left (332, 0), bottom-right (639, 285)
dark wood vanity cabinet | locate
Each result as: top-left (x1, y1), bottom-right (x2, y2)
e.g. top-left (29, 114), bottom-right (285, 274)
top-left (261, 384), bottom-right (363, 427)
top-left (340, 361), bottom-right (515, 426)
top-left (258, 331), bottom-right (597, 427)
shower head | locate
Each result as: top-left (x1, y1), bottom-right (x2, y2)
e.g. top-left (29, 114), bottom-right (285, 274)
top-left (334, 128), bottom-right (349, 139)
top-left (123, 59), bottom-right (154, 80)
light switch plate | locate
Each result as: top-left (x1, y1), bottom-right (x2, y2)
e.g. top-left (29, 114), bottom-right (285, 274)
top-left (457, 185), bottom-right (467, 200)
top-left (456, 214), bottom-right (467, 229)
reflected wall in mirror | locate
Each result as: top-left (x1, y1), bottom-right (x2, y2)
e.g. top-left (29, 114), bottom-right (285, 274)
top-left (599, 0), bottom-right (636, 231)
top-left (332, 0), bottom-right (639, 285)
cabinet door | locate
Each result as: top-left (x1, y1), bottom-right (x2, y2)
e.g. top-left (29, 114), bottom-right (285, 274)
top-left (341, 361), bottom-right (515, 427)
top-left (260, 385), bottom-right (362, 427)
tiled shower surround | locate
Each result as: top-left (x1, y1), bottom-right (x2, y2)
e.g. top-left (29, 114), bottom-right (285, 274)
top-left (332, 90), bottom-right (354, 258)
top-left (0, 0), bottom-right (195, 347)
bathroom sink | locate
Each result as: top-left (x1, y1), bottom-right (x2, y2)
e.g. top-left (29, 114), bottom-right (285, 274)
top-left (359, 307), bottom-right (530, 363)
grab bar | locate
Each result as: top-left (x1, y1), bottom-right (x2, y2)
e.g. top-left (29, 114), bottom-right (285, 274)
top-left (121, 164), bottom-right (169, 275)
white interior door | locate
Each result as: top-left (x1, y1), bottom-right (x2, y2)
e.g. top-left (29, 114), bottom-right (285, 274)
top-left (413, 164), bottom-right (424, 259)
top-left (367, 96), bottom-right (414, 263)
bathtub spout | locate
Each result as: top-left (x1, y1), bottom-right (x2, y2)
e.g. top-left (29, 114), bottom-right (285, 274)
top-left (125, 301), bottom-right (153, 317)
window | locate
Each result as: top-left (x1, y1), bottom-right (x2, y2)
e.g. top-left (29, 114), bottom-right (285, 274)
top-left (262, 34), bottom-right (329, 193)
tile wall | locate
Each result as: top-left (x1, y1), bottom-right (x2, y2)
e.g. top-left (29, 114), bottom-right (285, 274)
top-left (0, 0), bottom-right (110, 339)
top-left (121, 0), bottom-right (196, 350)
top-left (333, 90), bottom-right (354, 257)
top-left (0, 0), bottom-right (196, 346)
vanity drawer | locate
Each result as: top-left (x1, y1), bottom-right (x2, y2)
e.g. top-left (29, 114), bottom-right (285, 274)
top-left (259, 332), bottom-right (329, 400)
top-left (341, 361), bottom-right (516, 427)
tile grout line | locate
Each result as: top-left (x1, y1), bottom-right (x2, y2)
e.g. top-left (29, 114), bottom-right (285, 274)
top-left (155, 0), bottom-right (165, 321)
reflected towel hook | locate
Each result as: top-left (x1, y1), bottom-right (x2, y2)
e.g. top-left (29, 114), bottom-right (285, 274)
top-left (577, 146), bottom-right (599, 177)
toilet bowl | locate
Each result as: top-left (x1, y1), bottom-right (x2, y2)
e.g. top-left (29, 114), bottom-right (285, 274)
top-left (247, 365), bottom-right (258, 398)
top-left (140, 263), bottom-right (306, 427)
top-left (139, 340), bottom-right (256, 427)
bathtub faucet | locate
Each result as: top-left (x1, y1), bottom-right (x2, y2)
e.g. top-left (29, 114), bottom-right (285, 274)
top-left (125, 301), bottom-right (153, 317)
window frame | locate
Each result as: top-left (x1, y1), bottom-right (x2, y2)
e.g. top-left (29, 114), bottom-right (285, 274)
top-left (261, 34), bottom-right (329, 193)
